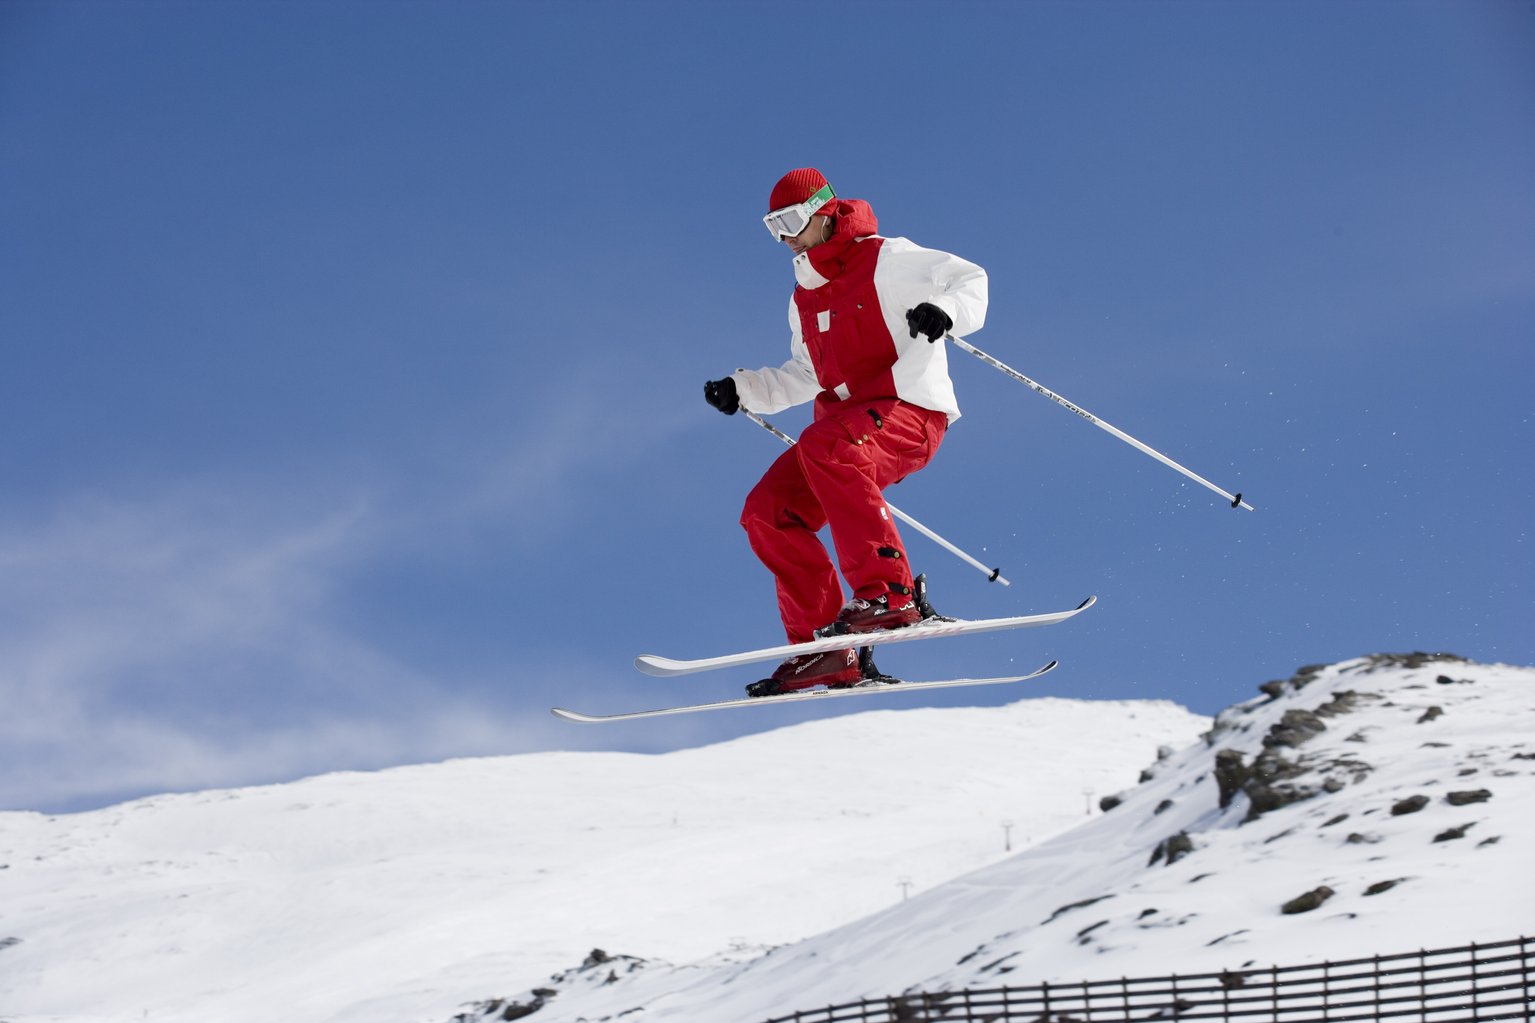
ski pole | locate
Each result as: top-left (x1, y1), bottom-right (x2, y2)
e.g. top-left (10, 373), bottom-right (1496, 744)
top-left (739, 407), bottom-right (1010, 586)
top-left (947, 334), bottom-right (1255, 511)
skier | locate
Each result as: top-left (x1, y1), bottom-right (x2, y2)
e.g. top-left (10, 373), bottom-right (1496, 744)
top-left (704, 168), bottom-right (989, 697)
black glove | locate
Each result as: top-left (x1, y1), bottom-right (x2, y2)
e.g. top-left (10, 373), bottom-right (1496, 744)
top-left (704, 376), bottom-right (739, 415)
top-left (906, 302), bottom-right (953, 342)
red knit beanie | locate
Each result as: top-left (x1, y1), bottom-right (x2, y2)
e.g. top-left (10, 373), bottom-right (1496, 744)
top-left (768, 167), bottom-right (831, 212)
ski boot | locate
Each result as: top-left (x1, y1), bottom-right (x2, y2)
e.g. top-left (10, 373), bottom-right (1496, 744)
top-left (745, 647), bottom-right (861, 698)
top-left (746, 646), bottom-right (900, 698)
top-left (814, 573), bottom-right (945, 638)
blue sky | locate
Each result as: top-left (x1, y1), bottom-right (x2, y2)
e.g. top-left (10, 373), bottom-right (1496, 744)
top-left (2, 0), bottom-right (1531, 813)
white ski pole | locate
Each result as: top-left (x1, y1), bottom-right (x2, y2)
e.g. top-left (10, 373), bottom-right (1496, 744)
top-left (947, 334), bottom-right (1255, 511)
top-left (739, 407), bottom-right (1011, 586)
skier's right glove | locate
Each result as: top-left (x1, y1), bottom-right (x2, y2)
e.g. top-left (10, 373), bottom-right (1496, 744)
top-left (704, 376), bottom-right (740, 415)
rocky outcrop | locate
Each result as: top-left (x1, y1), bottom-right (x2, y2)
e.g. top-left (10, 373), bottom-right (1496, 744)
top-left (1281, 886), bottom-right (1335, 914)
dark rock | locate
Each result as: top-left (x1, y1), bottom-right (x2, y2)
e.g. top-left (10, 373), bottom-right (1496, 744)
top-left (978, 953), bottom-right (1019, 975)
top-left (1345, 833), bottom-right (1381, 845)
top-left (454, 992), bottom-right (552, 1023)
top-left (1315, 690), bottom-right (1379, 718)
top-left (1214, 750), bottom-right (1249, 809)
top-left (1264, 709), bottom-right (1328, 749)
top-left (1365, 652), bottom-right (1468, 671)
top-left (1321, 813), bottom-right (1350, 828)
top-left (1149, 832), bottom-right (1194, 866)
top-left (1433, 823), bottom-right (1475, 843)
top-left (1076, 919), bottom-right (1109, 941)
top-left (1043, 894), bottom-right (1113, 924)
top-left (1446, 789), bottom-right (1492, 806)
top-left (1258, 680), bottom-right (1287, 701)
top-left (583, 948), bottom-right (613, 967)
top-left (1099, 793), bottom-right (1124, 813)
top-left (1417, 706), bottom-right (1443, 724)
top-left (1391, 795), bottom-right (1430, 816)
top-left (1364, 879), bottom-right (1403, 896)
top-left (1281, 886), bottom-right (1335, 914)
top-left (1243, 751), bottom-right (1317, 821)
top-left (1292, 664), bottom-right (1328, 688)
top-left (1154, 799), bottom-right (1175, 815)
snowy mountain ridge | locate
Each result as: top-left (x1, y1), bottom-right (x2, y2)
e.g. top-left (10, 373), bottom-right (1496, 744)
top-left (461, 653), bottom-right (1534, 1023)
top-left (0, 691), bottom-right (1209, 1023)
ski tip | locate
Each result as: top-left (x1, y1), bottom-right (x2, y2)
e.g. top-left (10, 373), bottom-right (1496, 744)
top-left (551, 707), bottom-right (601, 723)
top-left (1075, 594), bottom-right (1098, 612)
top-left (634, 655), bottom-right (683, 677)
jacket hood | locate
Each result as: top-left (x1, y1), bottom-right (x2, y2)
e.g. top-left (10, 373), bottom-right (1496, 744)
top-left (804, 198), bottom-right (879, 283)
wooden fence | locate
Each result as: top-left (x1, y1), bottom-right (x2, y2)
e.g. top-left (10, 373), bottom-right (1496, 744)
top-left (763, 936), bottom-right (1533, 1023)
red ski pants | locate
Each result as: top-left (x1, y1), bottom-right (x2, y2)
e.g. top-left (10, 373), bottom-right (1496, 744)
top-left (740, 398), bottom-right (947, 643)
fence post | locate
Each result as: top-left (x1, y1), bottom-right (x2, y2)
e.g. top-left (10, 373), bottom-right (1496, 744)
top-left (1471, 941), bottom-right (1480, 1020)
top-left (1372, 954), bottom-right (1382, 1021)
top-left (1524, 936), bottom-right (1532, 1023)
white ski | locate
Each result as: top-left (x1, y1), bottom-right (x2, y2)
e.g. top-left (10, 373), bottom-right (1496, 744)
top-left (634, 596), bottom-right (1095, 678)
top-left (551, 661), bottom-right (1058, 723)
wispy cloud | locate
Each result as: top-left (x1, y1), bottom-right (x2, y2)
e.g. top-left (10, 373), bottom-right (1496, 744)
top-left (0, 371), bottom-right (692, 812)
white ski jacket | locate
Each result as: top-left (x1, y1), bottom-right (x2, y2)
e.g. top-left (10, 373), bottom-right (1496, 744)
top-left (731, 199), bottom-right (987, 425)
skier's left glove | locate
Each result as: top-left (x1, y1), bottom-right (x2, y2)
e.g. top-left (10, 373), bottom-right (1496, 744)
top-left (704, 376), bottom-right (740, 415)
top-left (906, 303), bottom-right (953, 343)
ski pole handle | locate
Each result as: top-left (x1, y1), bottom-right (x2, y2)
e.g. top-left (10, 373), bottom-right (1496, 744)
top-left (739, 407), bottom-right (1011, 586)
top-left (947, 334), bottom-right (1255, 511)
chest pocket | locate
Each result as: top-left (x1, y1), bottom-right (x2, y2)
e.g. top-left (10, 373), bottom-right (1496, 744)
top-left (829, 282), bottom-right (895, 387)
top-left (797, 275), bottom-right (892, 392)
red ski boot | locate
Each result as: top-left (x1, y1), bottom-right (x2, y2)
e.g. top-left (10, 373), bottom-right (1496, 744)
top-left (816, 585), bottom-right (921, 638)
top-left (745, 647), bottom-right (861, 698)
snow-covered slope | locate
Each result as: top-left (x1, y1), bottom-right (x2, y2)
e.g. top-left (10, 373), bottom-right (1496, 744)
top-left (0, 695), bottom-right (1206, 1023)
top-left (468, 654), bottom-right (1534, 1023)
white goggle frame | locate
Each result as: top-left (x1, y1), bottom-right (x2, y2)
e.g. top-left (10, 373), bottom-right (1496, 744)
top-left (763, 182), bottom-right (835, 240)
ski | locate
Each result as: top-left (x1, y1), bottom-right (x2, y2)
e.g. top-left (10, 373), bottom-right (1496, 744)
top-left (551, 661), bottom-right (1058, 723)
top-left (634, 595), bottom-right (1095, 678)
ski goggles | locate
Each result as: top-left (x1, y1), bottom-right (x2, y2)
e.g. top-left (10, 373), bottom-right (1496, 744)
top-left (762, 182), bottom-right (836, 240)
